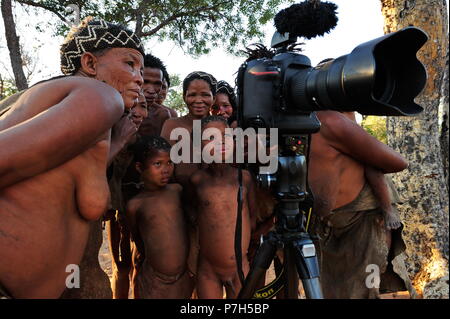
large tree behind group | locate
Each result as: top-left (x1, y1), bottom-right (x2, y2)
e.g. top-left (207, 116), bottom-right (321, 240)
top-left (380, 0), bottom-right (449, 298)
top-left (1, 0), bottom-right (291, 89)
top-left (1, 0), bottom-right (28, 90)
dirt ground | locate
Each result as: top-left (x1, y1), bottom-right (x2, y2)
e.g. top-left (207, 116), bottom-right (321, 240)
top-left (98, 229), bottom-right (410, 299)
top-left (98, 229), bottom-right (113, 280)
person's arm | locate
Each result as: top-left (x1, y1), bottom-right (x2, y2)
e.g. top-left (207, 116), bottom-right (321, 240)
top-left (318, 111), bottom-right (408, 173)
top-left (183, 173), bottom-right (200, 225)
top-left (243, 170), bottom-right (258, 233)
top-left (169, 108), bottom-right (178, 118)
top-left (108, 113), bottom-right (138, 164)
top-left (124, 200), bottom-right (139, 242)
top-left (0, 79), bottom-right (124, 189)
top-left (0, 90), bottom-right (25, 116)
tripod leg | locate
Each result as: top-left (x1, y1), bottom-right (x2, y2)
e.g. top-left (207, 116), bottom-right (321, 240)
top-left (292, 238), bottom-right (324, 299)
top-left (238, 238), bottom-right (277, 299)
top-left (284, 245), bottom-right (300, 299)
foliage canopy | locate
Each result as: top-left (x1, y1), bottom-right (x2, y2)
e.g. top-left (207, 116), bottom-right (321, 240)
top-left (17, 0), bottom-right (292, 56)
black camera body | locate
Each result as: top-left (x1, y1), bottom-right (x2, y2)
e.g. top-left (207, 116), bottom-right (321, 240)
top-left (235, 26), bottom-right (428, 229)
top-left (237, 27), bottom-right (428, 136)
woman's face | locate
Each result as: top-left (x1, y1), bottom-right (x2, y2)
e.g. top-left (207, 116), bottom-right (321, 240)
top-left (184, 79), bottom-right (214, 118)
top-left (94, 48), bottom-right (144, 109)
top-left (211, 93), bottom-right (233, 119)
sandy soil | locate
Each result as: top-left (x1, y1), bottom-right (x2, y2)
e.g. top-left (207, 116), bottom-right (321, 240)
top-left (99, 229), bottom-right (113, 280)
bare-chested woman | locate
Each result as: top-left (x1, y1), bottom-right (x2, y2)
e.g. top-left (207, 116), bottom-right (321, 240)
top-left (0, 17), bottom-right (145, 298)
top-left (160, 71), bottom-right (217, 188)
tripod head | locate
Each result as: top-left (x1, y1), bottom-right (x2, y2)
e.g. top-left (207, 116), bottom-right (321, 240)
top-left (254, 134), bottom-right (314, 235)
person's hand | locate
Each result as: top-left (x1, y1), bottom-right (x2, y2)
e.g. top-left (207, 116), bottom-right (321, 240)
top-left (111, 112), bottom-right (138, 148)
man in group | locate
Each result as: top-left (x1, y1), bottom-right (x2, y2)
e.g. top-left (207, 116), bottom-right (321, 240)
top-left (158, 68), bottom-right (178, 118)
top-left (308, 110), bottom-right (415, 298)
top-left (138, 54), bottom-right (178, 137)
top-left (0, 17), bottom-right (145, 299)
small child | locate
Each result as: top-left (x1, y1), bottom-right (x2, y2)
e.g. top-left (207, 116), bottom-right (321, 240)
top-left (364, 166), bottom-right (402, 230)
top-left (189, 116), bottom-right (257, 299)
top-left (341, 112), bottom-right (402, 230)
top-left (126, 136), bottom-right (192, 298)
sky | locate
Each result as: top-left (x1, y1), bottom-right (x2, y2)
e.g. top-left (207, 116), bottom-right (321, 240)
top-left (1, 1), bottom-right (448, 88)
top-left (0, 0), bottom-right (387, 87)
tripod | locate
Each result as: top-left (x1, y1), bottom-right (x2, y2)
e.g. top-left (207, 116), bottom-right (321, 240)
top-left (238, 135), bottom-right (323, 299)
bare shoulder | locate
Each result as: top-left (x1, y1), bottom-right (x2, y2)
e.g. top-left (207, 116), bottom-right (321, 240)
top-left (162, 116), bottom-right (181, 127)
top-left (163, 105), bottom-right (178, 117)
top-left (126, 195), bottom-right (143, 216)
top-left (28, 76), bottom-right (121, 101)
top-left (167, 183), bottom-right (183, 193)
top-left (161, 116), bottom-right (184, 140)
top-left (190, 169), bottom-right (207, 185)
top-left (240, 169), bottom-right (257, 192)
top-left (5, 76), bottom-right (124, 125)
top-left (241, 168), bottom-right (252, 179)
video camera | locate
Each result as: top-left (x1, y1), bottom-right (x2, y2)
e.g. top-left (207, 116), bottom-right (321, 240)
top-left (237, 27), bottom-right (428, 135)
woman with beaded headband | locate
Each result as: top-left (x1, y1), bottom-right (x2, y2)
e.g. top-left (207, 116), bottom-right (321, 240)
top-left (0, 17), bottom-right (145, 298)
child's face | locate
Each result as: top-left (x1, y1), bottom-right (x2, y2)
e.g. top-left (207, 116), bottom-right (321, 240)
top-left (140, 150), bottom-right (174, 187)
top-left (129, 93), bottom-right (148, 128)
top-left (202, 121), bottom-right (233, 162)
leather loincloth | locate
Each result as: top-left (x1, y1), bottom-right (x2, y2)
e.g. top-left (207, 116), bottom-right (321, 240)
top-left (313, 180), bottom-right (416, 299)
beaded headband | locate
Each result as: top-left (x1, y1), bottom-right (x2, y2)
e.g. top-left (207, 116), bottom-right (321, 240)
top-left (60, 18), bottom-right (145, 75)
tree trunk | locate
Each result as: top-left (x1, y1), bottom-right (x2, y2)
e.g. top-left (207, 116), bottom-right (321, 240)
top-left (1, 0), bottom-right (28, 90)
top-left (439, 52), bottom-right (449, 184)
top-left (381, 0), bottom-right (449, 299)
top-left (0, 74), bottom-right (4, 100)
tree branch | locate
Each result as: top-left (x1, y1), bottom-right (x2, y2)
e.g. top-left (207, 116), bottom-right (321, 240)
top-left (140, 1), bottom-right (230, 37)
top-left (16, 0), bottom-right (69, 23)
top-left (134, 1), bottom-right (147, 36)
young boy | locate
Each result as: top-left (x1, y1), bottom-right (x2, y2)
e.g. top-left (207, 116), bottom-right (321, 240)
top-left (126, 136), bottom-right (192, 298)
top-left (189, 116), bottom-right (258, 299)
